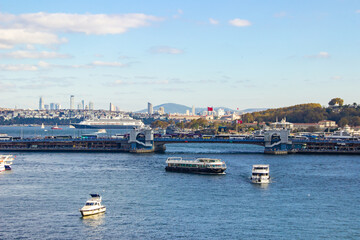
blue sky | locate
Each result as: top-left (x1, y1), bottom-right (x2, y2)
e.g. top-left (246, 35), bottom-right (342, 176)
top-left (0, 0), bottom-right (359, 111)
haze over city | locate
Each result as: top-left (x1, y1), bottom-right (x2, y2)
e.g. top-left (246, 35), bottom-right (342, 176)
top-left (0, 0), bottom-right (359, 110)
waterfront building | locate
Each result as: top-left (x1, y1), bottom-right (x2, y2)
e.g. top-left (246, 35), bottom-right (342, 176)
top-left (39, 97), bottom-right (44, 110)
top-left (89, 101), bottom-right (94, 110)
top-left (148, 102), bottom-right (153, 115)
top-left (70, 95), bottom-right (75, 110)
top-left (270, 117), bottom-right (294, 130)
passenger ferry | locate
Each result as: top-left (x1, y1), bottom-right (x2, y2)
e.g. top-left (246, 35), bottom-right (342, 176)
top-left (165, 157), bottom-right (227, 174)
top-left (251, 165), bottom-right (270, 184)
top-left (71, 116), bottom-right (145, 129)
top-left (80, 194), bottom-right (106, 217)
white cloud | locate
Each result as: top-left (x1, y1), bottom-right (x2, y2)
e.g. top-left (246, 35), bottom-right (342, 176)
top-left (173, 9), bottom-right (184, 19)
top-left (209, 18), bottom-right (219, 25)
top-left (0, 50), bottom-right (71, 59)
top-left (229, 18), bottom-right (251, 27)
top-left (0, 12), bottom-right (162, 35)
top-left (0, 28), bottom-right (66, 49)
top-left (356, 10), bottom-right (360, 13)
top-left (92, 61), bottom-right (125, 67)
top-left (274, 12), bottom-right (288, 18)
top-left (113, 79), bottom-right (168, 85)
top-left (0, 64), bottom-right (38, 71)
top-left (331, 76), bottom-right (342, 80)
top-left (151, 46), bottom-right (184, 54)
top-left (0, 12), bottom-right (162, 48)
top-left (305, 51), bottom-right (330, 59)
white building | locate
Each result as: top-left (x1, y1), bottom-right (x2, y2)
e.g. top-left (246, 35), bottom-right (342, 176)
top-left (192, 105), bottom-right (195, 115)
top-left (148, 102), bottom-right (153, 115)
top-left (217, 108), bottom-right (225, 117)
top-left (70, 95), bottom-right (75, 110)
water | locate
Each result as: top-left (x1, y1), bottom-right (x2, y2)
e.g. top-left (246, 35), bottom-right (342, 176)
top-left (1, 127), bottom-right (360, 239)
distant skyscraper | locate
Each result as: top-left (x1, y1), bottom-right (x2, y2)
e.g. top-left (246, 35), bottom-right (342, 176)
top-left (89, 101), bottom-right (94, 110)
top-left (77, 104), bottom-right (82, 110)
top-left (186, 110), bottom-right (190, 115)
top-left (39, 97), bottom-right (44, 110)
top-left (50, 103), bottom-right (55, 110)
top-left (148, 102), bottom-right (153, 115)
top-left (110, 103), bottom-right (115, 112)
top-left (44, 104), bottom-right (49, 110)
top-left (70, 95), bottom-right (75, 110)
top-left (192, 105), bottom-right (195, 115)
top-left (81, 100), bottom-right (85, 110)
top-left (158, 107), bottom-right (165, 115)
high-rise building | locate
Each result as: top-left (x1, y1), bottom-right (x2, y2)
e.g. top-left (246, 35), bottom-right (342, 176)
top-left (89, 101), bottom-right (94, 110)
top-left (158, 107), bottom-right (165, 115)
top-left (44, 104), bottom-right (49, 110)
top-left (148, 102), bottom-right (153, 115)
top-left (50, 103), bottom-right (55, 110)
top-left (186, 110), bottom-right (190, 115)
top-left (81, 100), bottom-right (85, 110)
top-left (70, 95), bottom-right (75, 110)
top-left (77, 104), bottom-right (82, 110)
top-left (39, 97), bottom-right (44, 110)
top-left (192, 105), bottom-right (195, 115)
top-left (110, 103), bottom-right (115, 112)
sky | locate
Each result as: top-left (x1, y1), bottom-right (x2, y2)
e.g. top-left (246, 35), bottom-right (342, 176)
top-left (0, 0), bottom-right (359, 111)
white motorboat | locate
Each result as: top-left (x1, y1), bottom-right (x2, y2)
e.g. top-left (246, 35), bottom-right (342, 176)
top-left (80, 194), bottom-right (106, 217)
top-left (0, 155), bottom-right (14, 171)
top-left (251, 165), bottom-right (270, 184)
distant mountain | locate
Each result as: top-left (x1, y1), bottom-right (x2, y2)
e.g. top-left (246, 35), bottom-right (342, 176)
top-left (241, 108), bottom-right (268, 113)
top-left (137, 103), bottom-right (191, 114)
top-left (137, 103), bottom-right (267, 114)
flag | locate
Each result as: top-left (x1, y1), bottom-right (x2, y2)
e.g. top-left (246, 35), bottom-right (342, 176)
top-left (207, 107), bottom-right (213, 111)
top-left (237, 120), bottom-right (243, 124)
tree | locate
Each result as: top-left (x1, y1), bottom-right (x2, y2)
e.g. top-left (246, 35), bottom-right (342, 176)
top-left (328, 98), bottom-right (344, 106)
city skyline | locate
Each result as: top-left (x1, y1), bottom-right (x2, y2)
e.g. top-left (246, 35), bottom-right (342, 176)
top-left (0, 0), bottom-right (359, 110)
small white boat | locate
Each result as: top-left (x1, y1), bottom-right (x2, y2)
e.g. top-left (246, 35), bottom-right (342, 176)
top-left (41, 123), bottom-right (45, 129)
top-left (0, 155), bottom-right (14, 171)
top-left (0, 158), bottom-right (5, 172)
top-left (251, 164), bottom-right (270, 184)
top-left (80, 194), bottom-right (106, 217)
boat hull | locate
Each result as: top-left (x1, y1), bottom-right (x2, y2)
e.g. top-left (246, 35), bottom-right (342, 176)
top-left (251, 178), bottom-right (270, 184)
top-left (80, 207), bottom-right (106, 217)
top-left (72, 124), bottom-right (141, 129)
top-left (165, 166), bottom-right (226, 174)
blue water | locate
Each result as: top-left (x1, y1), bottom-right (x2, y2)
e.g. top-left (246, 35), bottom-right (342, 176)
top-left (1, 127), bottom-right (360, 239)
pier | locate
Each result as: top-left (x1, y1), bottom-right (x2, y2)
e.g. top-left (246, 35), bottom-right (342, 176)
top-left (0, 129), bottom-right (360, 154)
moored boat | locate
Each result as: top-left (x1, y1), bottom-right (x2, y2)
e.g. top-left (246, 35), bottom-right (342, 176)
top-left (251, 164), bottom-right (270, 184)
top-left (80, 194), bottom-right (106, 217)
top-left (165, 157), bottom-right (227, 174)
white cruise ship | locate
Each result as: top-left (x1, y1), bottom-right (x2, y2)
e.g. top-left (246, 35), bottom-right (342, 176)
top-left (71, 116), bottom-right (145, 129)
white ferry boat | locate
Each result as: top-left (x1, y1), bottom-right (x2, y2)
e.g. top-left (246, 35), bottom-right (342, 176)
top-left (165, 157), bottom-right (227, 174)
top-left (80, 194), bottom-right (106, 217)
top-left (71, 116), bottom-right (145, 129)
top-left (251, 165), bottom-right (270, 184)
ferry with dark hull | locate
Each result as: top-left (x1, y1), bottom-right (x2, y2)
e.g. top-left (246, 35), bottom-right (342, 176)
top-left (165, 157), bottom-right (227, 174)
top-left (71, 116), bottom-right (145, 129)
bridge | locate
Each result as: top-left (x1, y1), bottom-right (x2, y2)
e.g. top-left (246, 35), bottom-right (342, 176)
top-left (0, 128), bottom-right (360, 154)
